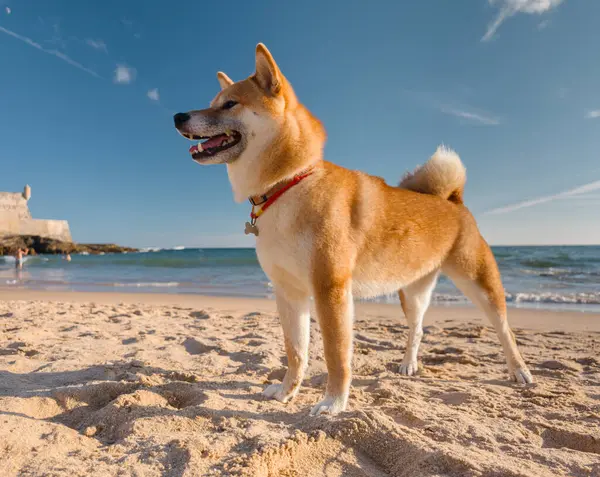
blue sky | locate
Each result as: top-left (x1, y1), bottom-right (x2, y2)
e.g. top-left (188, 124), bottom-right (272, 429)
top-left (1, 0), bottom-right (599, 247)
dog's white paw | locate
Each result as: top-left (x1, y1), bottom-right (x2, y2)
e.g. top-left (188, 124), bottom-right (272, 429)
top-left (309, 394), bottom-right (347, 416)
top-left (511, 366), bottom-right (534, 384)
top-left (399, 359), bottom-right (419, 376)
top-left (262, 383), bottom-right (296, 403)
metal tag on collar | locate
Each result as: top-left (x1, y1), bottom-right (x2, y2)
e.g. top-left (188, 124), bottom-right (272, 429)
top-left (244, 217), bottom-right (259, 236)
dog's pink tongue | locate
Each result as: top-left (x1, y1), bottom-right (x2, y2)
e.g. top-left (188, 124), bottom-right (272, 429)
top-left (189, 134), bottom-right (229, 155)
top-left (203, 135), bottom-right (227, 148)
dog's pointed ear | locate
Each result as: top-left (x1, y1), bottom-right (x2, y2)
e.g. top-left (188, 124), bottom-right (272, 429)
top-left (254, 43), bottom-right (281, 95)
top-left (217, 71), bottom-right (234, 90)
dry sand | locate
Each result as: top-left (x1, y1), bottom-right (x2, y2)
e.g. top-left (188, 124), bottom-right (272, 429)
top-left (1, 289), bottom-right (599, 476)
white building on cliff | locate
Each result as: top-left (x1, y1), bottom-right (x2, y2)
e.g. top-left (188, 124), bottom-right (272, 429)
top-left (0, 185), bottom-right (72, 242)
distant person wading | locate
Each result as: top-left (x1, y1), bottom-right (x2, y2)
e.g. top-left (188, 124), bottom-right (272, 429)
top-left (15, 247), bottom-right (29, 269)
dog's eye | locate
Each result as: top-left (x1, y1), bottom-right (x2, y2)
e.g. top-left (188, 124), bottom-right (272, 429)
top-left (222, 100), bottom-right (238, 110)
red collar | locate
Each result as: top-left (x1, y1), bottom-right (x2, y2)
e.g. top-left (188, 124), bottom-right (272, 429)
top-left (244, 168), bottom-right (315, 236)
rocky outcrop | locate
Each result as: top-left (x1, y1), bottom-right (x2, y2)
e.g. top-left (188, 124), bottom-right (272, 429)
top-left (0, 235), bottom-right (138, 256)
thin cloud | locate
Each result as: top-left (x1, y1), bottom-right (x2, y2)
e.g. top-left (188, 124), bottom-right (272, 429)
top-left (440, 106), bottom-right (500, 125)
top-left (485, 179), bottom-right (600, 215)
top-left (404, 90), bottom-right (501, 126)
top-left (114, 64), bottom-right (136, 84)
top-left (86, 38), bottom-right (108, 53)
top-left (562, 194), bottom-right (600, 201)
top-left (5, 6), bottom-right (11, 14)
top-left (482, 0), bottom-right (564, 42)
top-left (585, 110), bottom-right (600, 119)
top-left (0, 26), bottom-right (100, 78)
top-left (147, 88), bottom-right (159, 101)
top-left (537, 19), bottom-right (551, 30)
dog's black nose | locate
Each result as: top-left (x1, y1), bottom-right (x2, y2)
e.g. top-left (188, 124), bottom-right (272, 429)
top-left (173, 112), bottom-right (190, 126)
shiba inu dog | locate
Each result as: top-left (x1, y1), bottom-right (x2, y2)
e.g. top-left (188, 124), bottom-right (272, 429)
top-left (173, 43), bottom-right (533, 415)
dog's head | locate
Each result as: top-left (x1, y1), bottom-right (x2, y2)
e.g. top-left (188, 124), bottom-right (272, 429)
top-left (173, 43), bottom-right (294, 166)
top-left (174, 43), bottom-right (326, 200)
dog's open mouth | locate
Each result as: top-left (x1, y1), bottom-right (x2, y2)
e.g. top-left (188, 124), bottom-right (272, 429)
top-left (181, 130), bottom-right (242, 160)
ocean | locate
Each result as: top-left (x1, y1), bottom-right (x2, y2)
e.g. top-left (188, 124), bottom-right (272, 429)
top-left (1, 246), bottom-right (599, 312)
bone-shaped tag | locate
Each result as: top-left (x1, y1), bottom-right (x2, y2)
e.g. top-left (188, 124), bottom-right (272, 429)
top-left (244, 222), bottom-right (259, 236)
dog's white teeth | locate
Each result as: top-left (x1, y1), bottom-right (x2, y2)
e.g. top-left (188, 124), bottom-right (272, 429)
top-left (225, 129), bottom-right (232, 137)
top-left (197, 142), bottom-right (203, 151)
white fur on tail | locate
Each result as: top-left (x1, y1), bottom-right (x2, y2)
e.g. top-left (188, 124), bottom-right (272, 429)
top-left (398, 145), bottom-right (467, 204)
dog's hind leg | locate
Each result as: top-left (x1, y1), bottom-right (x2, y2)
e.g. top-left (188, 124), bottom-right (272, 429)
top-left (398, 270), bottom-right (439, 376)
top-left (263, 288), bottom-right (311, 403)
top-left (443, 238), bottom-right (533, 384)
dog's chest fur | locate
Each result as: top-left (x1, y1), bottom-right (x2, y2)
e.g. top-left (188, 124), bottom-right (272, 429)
top-left (254, 195), bottom-right (313, 294)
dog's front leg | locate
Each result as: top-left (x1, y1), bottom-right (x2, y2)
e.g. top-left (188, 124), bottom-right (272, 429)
top-left (310, 280), bottom-right (353, 415)
top-left (263, 289), bottom-right (310, 403)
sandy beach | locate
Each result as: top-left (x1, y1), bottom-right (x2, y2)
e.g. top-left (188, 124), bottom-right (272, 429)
top-left (2, 0), bottom-right (599, 476)
top-left (1, 289), bottom-right (599, 476)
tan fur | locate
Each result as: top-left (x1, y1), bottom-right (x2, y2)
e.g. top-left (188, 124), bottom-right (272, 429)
top-left (174, 43), bottom-right (533, 415)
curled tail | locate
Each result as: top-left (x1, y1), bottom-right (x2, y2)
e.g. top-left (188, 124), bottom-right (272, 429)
top-left (398, 145), bottom-right (466, 204)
